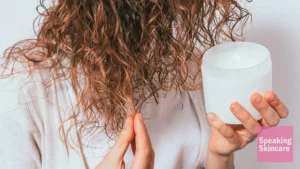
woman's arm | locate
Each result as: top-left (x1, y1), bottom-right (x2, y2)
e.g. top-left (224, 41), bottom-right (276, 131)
top-left (205, 152), bottom-right (234, 169)
top-left (0, 72), bottom-right (42, 169)
top-left (0, 115), bottom-right (41, 169)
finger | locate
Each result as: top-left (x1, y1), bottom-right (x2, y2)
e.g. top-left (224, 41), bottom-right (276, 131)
top-left (148, 149), bottom-right (155, 169)
top-left (257, 118), bottom-right (268, 126)
top-left (230, 102), bottom-right (261, 136)
top-left (264, 91), bottom-right (289, 118)
top-left (251, 93), bottom-right (280, 126)
top-left (121, 160), bottom-right (125, 169)
top-left (131, 138), bottom-right (136, 155)
top-left (130, 128), bottom-right (155, 169)
top-left (131, 113), bottom-right (154, 169)
top-left (207, 112), bottom-right (239, 144)
top-left (106, 115), bottom-right (134, 160)
top-left (130, 116), bottom-right (154, 169)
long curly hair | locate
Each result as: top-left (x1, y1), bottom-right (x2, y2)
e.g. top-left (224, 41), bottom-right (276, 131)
top-left (1, 0), bottom-right (251, 149)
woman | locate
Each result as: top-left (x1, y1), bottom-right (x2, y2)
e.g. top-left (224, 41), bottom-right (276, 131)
top-left (0, 0), bottom-right (289, 169)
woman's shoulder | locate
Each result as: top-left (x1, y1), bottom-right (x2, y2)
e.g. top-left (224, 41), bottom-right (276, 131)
top-left (0, 60), bottom-right (33, 114)
top-left (0, 57), bottom-right (72, 122)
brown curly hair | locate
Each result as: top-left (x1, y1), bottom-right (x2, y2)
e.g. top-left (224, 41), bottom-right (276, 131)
top-left (1, 0), bottom-right (251, 149)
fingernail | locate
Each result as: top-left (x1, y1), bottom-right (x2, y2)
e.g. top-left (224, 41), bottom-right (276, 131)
top-left (124, 116), bottom-right (131, 129)
top-left (138, 114), bottom-right (144, 122)
top-left (231, 103), bottom-right (241, 113)
top-left (267, 93), bottom-right (275, 102)
top-left (255, 94), bottom-right (262, 104)
top-left (208, 113), bottom-right (217, 122)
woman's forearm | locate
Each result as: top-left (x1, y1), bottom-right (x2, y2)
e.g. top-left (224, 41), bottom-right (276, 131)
top-left (205, 151), bottom-right (234, 169)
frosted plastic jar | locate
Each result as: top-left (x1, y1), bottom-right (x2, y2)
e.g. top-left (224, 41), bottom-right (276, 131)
top-left (201, 42), bottom-right (272, 124)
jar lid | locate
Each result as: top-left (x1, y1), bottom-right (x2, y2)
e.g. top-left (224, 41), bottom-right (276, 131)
top-left (202, 42), bottom-right (271, 70)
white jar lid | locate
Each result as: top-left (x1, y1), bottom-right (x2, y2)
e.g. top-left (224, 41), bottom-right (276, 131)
top-left (202, 42), bottom-right (271, 70)
top-left (201, 42), bottom-right (272, 80)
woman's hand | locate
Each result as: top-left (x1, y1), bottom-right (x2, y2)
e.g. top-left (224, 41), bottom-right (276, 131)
top-left (95, 114), bottom-right (155, 169)
top-left (207, 91), bottom-right (289, 156)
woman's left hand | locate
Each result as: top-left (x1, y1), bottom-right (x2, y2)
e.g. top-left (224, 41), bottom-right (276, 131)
top-left (207, 91), bottom-right (289, 156)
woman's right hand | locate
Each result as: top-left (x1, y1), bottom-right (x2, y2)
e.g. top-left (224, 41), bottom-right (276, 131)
top-left (95, 114), bottom-right (155, 169)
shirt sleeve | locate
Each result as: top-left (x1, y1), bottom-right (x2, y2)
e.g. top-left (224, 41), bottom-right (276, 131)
top-left (0, 71), bottom-right (42, 169)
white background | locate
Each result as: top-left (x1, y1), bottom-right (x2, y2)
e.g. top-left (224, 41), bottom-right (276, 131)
top-left (0, 0), bottom-right (299, 168)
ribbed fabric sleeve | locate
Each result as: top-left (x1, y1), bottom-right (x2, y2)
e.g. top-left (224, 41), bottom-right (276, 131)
top-left (0, 70), bottom-right (42, 169)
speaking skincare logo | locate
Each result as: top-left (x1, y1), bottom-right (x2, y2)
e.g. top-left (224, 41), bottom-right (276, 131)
top-left (257, 126), bottom-right (293, 162)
